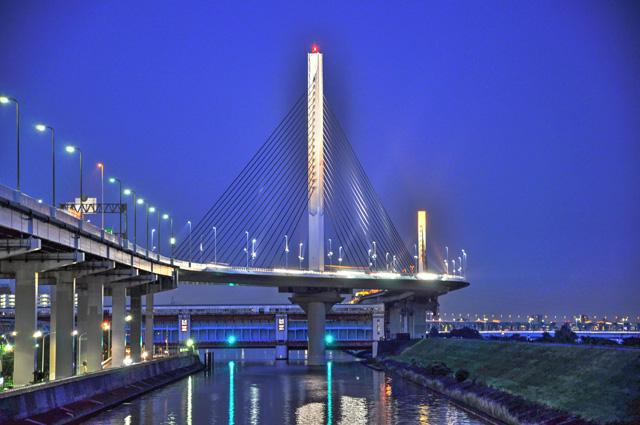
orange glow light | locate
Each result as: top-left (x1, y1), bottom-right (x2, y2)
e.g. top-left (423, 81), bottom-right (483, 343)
top-left (97, 162), bottom-right (103, 168)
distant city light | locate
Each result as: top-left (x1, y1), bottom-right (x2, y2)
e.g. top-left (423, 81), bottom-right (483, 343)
top-left (324, 334), bottom-right (335, 345)
top-left (186, 338), bottom-right (195, 348)
top-left (227, 335), bottom-right (237, 345)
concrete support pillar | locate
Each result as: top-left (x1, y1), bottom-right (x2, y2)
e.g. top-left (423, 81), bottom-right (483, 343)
top-left (111, 286), bottom-right (126, 367)
top-left (408, 302), bottom-right (427, 339)
top-left (13, 270), bottom-right (38, 386)
top-left (306, 301), bottom-right (326, 365)
top-left (290, 290), bottom-right (343, 367)
top-left (52, 278), bottom-right (75, 379)
top-left (76, 283), bottom-right (88, 371)
top-left (86, 281), bottom-right (104, 372)
top-left (130, 292), bottom-right (142, 362)
top-left (144, 294), bottom-right (154, 359)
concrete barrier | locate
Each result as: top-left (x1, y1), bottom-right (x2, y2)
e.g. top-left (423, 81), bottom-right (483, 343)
top-left (0, 354), bottom-right (203, 424)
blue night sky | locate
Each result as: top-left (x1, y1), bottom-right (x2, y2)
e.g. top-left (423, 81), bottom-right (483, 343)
top-left (1, 1), bottom-right (638, 316)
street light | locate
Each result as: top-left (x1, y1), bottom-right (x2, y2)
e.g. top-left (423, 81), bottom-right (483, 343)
top-left (338, 246), bottom-right (343, 267)
top-left (65, 145), bottom-right (83, 217)
top-left (187, 220), bottom-right (193, 266)
top-left (372, 241), bottom-right (377, 270)
top-left (35, 124), bottom-right (56, 205)
top-left (72, 329), bottom-right (87, 374)
top-left (0, 95), bottom-right (20, 191)
top-left (123, 189), bottom-right (143, 247)
top-left (462, 249), bottom-right (468, 275)
top-left (109, 177), bottom-right (124, 239)
top-left (327, 238), bottom-right (333, 268)
top-left (146, 205), bottom-right (156, 255)
top-left (284, 235), bottom-right (289, 268)
top-left (33, 330), bottom-right (47, 378)
top-left (212, 226), bottom-right (217, 264)
top-left (298, 242), bottom-right (304, 270)
top-left (97, 163), bottom-right (105, 229)
top-left (243, 231), bottom-right (249, 269)
top-left (102, 321), bottom-right (111, 360)
top-left (251, 238), bottom-right (257, 267)
top-left (125, 314), bottom-right (133, 322)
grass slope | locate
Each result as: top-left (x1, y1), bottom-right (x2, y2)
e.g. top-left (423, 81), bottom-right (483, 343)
top-left (395, 338), bottom-right (640, 423)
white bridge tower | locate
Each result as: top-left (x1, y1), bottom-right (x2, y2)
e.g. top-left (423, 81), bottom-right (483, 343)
top-left (308, 44), bottom-right (325, 272)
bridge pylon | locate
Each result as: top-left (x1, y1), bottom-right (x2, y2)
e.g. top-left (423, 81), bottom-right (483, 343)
top-left (308, 45), bottom-right (324, 272)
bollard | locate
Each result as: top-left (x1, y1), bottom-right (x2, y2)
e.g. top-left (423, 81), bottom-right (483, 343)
top-left (205, 351), bottom-right (214, 371)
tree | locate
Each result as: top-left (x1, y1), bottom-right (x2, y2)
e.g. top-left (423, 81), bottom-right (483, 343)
top-left (428, 326), bottom-right (440, 338)
top-left (554, 323), bottom-right (577, 344)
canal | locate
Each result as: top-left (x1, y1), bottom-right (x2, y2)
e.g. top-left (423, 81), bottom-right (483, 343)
top-left (88, 350), bottom-right (486, 424)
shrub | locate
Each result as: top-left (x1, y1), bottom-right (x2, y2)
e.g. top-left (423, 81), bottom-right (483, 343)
top-left (450, 327), bottom-right (481, 339)
top-left (455, 369), bottom-right (470, 382)
top-left (425, 361), bottom-right (452, 376)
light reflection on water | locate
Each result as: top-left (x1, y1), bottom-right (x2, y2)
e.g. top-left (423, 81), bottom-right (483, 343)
top-left (88, 350), bottom-right (486, 425)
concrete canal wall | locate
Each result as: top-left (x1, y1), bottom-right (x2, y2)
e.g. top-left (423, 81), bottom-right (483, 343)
top-left (0, 354), bottom-right (203, 424)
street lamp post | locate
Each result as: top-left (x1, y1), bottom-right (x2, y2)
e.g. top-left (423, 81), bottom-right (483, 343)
top-left (244, 231), bottom-right (249, 269)
top-left (212, 226), bottom-right (217, 264)
top-left (284, 235), bottom-right (289, 268)
top-left (65, 145), bottom-right (83, 217)
top-left (72, 330), bottom-right (87, 374)
top-left (187, 221), bottom-right (193, 266)
top-left (0, 96), bottom-right (20, 191)
top-left (109, 177), bottom-right (124, 239)
top-left (146, 205), bottom-right (156, 256)
top-left (33, 330), bottom-right (46, 379)
top-left (64, 146), bottom-right (84, 214)
top-left (35, 124), bottom-right (55, 205)
top-left (97, 163), bottom-right (104, 229)
top-left (169, 218), bottom-right (175, 259)
top-left (327, 238), bottom-right (333, 268)
top-left (159, 213), bottom-right (169, 258)
top-left (372, 241), bottom-right (377, 270)
top-left (102, 321), bottom-right (111, 360)
top-left (251, 238), bottom-right (257, 267)
top-left (124, 189), bottom-right (143, 247)
top-left (338, 246), bottom-right (343, 267)
top-left (298, 242), bottom-right (304, 270)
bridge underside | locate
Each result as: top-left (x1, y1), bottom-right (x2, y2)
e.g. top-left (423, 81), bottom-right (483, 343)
top-left (177, 269), bottom-right (468, 297)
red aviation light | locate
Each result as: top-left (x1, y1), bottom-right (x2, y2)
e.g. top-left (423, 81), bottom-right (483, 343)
top-left (311, 44), bottom-right (319, 53)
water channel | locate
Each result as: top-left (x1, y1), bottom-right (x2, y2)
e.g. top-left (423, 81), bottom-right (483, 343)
top-left (88, 350), bottom-right (487, 424)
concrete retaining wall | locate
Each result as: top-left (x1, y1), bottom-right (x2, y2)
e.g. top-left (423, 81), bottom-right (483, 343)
top-left (0, 354), bottom-right (203, 423)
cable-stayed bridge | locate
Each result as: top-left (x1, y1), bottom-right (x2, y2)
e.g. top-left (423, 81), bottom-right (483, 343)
top-left (0, 46), bottom-right (468, 387)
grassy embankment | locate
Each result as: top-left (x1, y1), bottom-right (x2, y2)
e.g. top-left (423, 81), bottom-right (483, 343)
top-left (394, 338), bottom-right (640, 423)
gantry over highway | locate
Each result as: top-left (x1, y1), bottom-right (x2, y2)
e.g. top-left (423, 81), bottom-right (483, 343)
top-left (0, 45), bottom-right (468, 385)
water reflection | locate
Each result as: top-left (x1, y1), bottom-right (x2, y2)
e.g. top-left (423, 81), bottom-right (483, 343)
top-left (88, 350), bottom-right (486, 425)
top-left (229, 361), bottom-right (235, 425)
